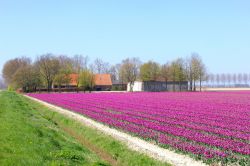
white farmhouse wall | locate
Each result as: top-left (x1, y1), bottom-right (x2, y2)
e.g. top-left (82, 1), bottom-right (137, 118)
top-left (127, 81), bottom-right (143, 91)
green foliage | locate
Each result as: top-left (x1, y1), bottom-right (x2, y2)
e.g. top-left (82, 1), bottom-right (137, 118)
top-left (78, 69), bottom-right (95, 90)
top-left (140, 61), bottom-right (161, 81)
top-left (7, 85), bottom-right (14, 91)
top-left (54, 55), bottom-right (75, 88)
top-left (13, 65), bottom-right (41, 92)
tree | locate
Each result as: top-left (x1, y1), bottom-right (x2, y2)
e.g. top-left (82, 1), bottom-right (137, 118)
top-left (120, 58), bottom-right (141, 92)
top-left (169, 58), bottom-right (186, 91)
top-left (209, 74), bottom-right (215, 87)
top-left (182, 54), bottom-right (203, 91)
top-left (117, 63), bottom-right (127, 90)
top-left (78, 69), bottom-right (95, 92)
top-left (72, 54), bottom-right (88, 72)
top-left (2, 57), bottom-right (31, 87)
top-left (233, 73), bottom-right (237, 85)
top-left (140, 60), bottom-right (161, 81)
top-left (109, 65), bottom-right (119, 82)
top-left (184, 53), bottom-right (205, 91)
top-left (72, 55), bottom-right (89, 87)
top-left (54, 73), bottom-right (71, 91)
top-left (161, 62), bottom-right (171, 90)
top-left (54, 55), bottom-right (74, 91)
top-left (226, 73), bottom-right (232, 87)
top-left (175, 58), bottom-right (186, 91)
top-left (190, 54), bottom-right (202, 91)
top-left (13, 65), bottom-right (41, 92)
top-left (183, 57), bottom-right (193, 91)
top-left (243, 73), bottom-right (248, 85)
top-left (195, 58), bottom-right (207, 91)
top-left (92, 58), bottom-right (110, 74)
top-left (35, 54), bottom-right (60, 92)
top-left (216, 74), bottom-right (220, 86)
top-left (237, 73), bottom-right (243, 84)
top-left (221, 73), bottom-right (226, 87)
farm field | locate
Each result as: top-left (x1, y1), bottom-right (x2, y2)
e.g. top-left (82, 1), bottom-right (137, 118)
top-left (28, 92), bottom-right (250, 165)
top-left (0, 91), bottom-right (167, 166)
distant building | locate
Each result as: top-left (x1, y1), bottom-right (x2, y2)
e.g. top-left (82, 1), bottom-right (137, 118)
top-left (112, 80), bottom-right (127, 91)
top-left (94, 74), bottom-right (112, 91)
top-left (53, 73), bottom-right (112, 91)
top-left (127, 81), bottom-right (188, 92)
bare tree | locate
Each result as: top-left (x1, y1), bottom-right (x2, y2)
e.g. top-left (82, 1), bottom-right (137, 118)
top-left (216, 74), bottom-right (220, 87)
top-left (120, 58), bottom-right (141, 92)
top-left (58, 55), bottom-right (74, 72)
top-left (221, 73), bottom-right (226, 87)
top-left (187, 53), bottom-right (206, 91)
top-left (92, 58), bottom-right (110, 74)
top-left (197, 60), bottom-right (207, 91)
top-left (243, 73), bottom-right (248, 85)
top-left (72, 55), bottom-right (89, 87)
top-left (209, 74), bottom-right (215, 87)
top-left (184, 57), bottom-right (193, 91)
top-left (72, 54), bottom-right (89, 72)
top-left (116, 63), bottom-right (127, 90)
top-left (2, 57), bottom-right (31, 86)
top-left (226, 73), bottom-right (232, 87)
top-left (109, 65), bottom-right (119, 82)
top-left (237, 73), bottom-right (243, 84)
top-left (233, 73), bottom-right (237, 86)
top-left (35, 54), bottom-right (60, 92)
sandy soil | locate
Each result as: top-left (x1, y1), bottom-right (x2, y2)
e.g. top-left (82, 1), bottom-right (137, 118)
top-left (24, 95), bottom-right (207, 166)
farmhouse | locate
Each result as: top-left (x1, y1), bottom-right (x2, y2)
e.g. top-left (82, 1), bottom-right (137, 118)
top-left (94, 74), bottom-right (112, 91)
top-left (127, 81), bottom-right (188, 92)
top-left (53, 73), bottom-right (112, 91)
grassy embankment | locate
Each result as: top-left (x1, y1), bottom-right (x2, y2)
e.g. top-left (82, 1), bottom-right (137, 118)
top-left (0, 91), bottom-right (169, 166)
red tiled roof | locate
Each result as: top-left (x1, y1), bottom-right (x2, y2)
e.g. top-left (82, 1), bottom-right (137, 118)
top-left (94, 74), bottom-right (112, 86)
top-left (69, 73), bottom-right (79, 85)
top-left (68, 73), bottom-right (112, 86)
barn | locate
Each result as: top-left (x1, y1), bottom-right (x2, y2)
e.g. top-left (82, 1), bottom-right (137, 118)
top-left (53, 73), bottom-right (112, 91)
top-left (127, 81), bottom-right (188, 92)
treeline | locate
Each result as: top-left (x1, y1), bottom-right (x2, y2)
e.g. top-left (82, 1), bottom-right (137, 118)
top-left (206, 73), bottom-right (250, 87)
top-left (2, 53), bottom-right (207, 92)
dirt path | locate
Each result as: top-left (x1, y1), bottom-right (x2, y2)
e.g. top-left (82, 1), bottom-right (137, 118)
top-left (25, 95), bottom-right (207, 166)
top-left (61, 125), bottom-right (119, 166)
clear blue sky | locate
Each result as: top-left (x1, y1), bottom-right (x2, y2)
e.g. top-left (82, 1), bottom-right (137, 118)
top-left (1, 0), bottom-right (250, 74)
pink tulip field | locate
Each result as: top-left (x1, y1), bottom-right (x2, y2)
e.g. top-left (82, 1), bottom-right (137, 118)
top-left (28, 92), bottom-right (250, 164)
